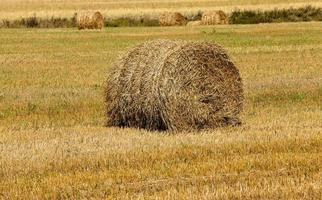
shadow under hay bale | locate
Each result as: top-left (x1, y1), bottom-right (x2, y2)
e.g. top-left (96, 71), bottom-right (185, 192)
top-left (201, 10), bottom-right (228, 25)
top-left (105, 39), bottom-right (243, 132)
top-left (159, 12), bottom-right (187, 26)
top-left (76, 11), bottom-right (104, 30)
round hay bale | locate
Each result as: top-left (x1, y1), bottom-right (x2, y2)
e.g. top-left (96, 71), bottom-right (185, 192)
top-left (201, 10), bottom-right (228, 25)
top-left (186, 20), bottom-right (202, 26)
top-left (105, 39), bottom-right (243, 131)
top-left (76, 11), bottom-right (104, 30)
top-left (159, 12), bottom-right (187, 26)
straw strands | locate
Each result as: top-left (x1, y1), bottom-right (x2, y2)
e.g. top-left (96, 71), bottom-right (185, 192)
top-left (201, 10), bottom-right (228, 25)
top-left (159, 12), bottom-right (187, 26)
top-left (76, 11), bottom-right (104, 30)
top-left (105, 39), bottom-right (243, 131)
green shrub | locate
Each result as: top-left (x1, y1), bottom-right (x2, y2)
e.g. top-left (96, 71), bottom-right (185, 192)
top-left (0, 15), bottom-right (76, 28)
top-left (105, 17), bottom-right (159, 27)
top-left (25, 15), bottom-right (39, 28)
top-left (229, 6), bottom-right (322, 24)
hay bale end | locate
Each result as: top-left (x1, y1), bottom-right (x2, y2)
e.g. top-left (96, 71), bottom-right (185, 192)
top-left (159, 12), bottom-right (187, 26)
top-left (201, 10), bottom-right (228, 25)
top-left (76, 11), bottom-right (104, 30)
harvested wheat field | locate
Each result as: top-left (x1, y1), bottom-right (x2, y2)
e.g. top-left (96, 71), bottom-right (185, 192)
top-left (106, 39), bottom-right (243, 131)
top-left (76, 11), bottom-right (104, 30)
top-left (0, 22), bottom-right (322, 199)
top-left (1, 0), bottom-right (321, 20)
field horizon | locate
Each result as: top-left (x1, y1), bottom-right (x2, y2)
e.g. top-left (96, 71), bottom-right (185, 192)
top-left (1, 0), bottom-right (322, 20)
top-left (1, 21), bottom-right (321, 198)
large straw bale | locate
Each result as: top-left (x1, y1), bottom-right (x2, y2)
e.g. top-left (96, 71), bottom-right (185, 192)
top-left (201, 10), bottom-right (228, 25)
top-left (76, 11), bottom-right (104, 30)
top-left (159, 12), bottom-right (187, 26)
top-left (105, 39), bottom-right (243, 131)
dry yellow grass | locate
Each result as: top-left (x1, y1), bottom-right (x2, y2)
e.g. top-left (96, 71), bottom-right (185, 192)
top-left (1, 126), bottom-right (321, 199)
top-left (0, 0), bottom-right (322, 20)
top-left (186, 20), bottom-right (202, 26)
top-left (0, 22), bottom-right (322, 198)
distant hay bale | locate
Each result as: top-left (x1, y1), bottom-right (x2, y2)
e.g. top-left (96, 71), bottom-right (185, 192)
top-left (76, 11), bottom-right (104, 30)
top-left (186, 20), bottom-right (202, 26)
top-left (105, 39), bottom-right (243, 131)
top-left (201, 10), bottom-right (228, 25)
top-left (159, 12), bottom-right (187, 26)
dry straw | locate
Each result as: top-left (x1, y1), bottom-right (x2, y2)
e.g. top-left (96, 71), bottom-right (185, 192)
top-left (201, 10), bottom-right (229, 25)
top-left (159, 12), bottom-right (187, 26)
top-left (186, 20), bottom-right (202, 26)
top-left (76, 11), bottom-right (104, 30)
top-left (105, 39), bottom-right (243, 131)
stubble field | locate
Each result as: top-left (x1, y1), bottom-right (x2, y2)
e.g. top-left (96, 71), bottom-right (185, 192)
top-left (1, 0), bottom-right (322, 19)
top-left (0, 21), bottom-right (322, 198)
